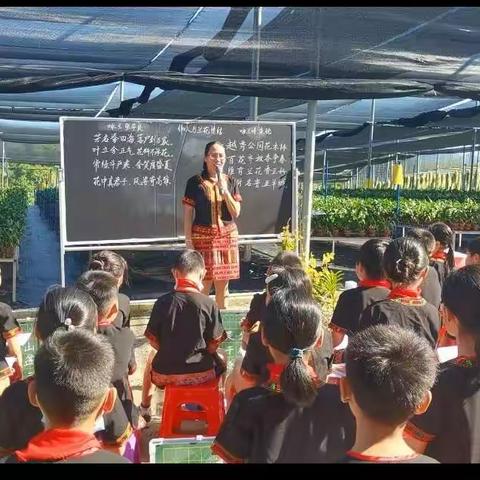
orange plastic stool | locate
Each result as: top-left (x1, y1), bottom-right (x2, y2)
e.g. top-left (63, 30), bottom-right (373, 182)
top-left (159, 378), bottom-right (225, 438)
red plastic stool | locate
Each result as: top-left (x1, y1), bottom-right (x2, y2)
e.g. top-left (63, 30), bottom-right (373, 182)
top-left (159, 378), bottom-right (225, 438)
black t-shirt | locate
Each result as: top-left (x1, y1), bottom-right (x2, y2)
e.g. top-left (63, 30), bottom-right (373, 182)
top-left (183, 173), bottom-right (242, 227)
top-left (97, 323), bottom-right (138, 428)
top-left (145, 290), bottom-right (225, 375)
top-left (420, 266), bottom-right (442, 309)
top-left (213, 383), bottom-right (355, 463)
top-left (431, 259), bottom-right (450, 288)
top-left (0, 302), bottom-right (20, 377)
top-left (114, 293), bottom-right (131, 328)
top-left (330, 286), bottom-right (390, 335)
top-left (407, 360), bottom-right (480, 463)
top-left (338, 452), bottom-right (439, 463)
top-left (359, 298), bottom-right (441, 349)
top-left (0, 379), bottom-right (43, 451)
top-left (242, 330), bottom-right (333, 383)
top-left (98, 323), bottom-right (135, 384)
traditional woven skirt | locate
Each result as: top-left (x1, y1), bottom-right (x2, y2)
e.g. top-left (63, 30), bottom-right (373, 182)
top-left (192, 222), bottom-right (240, 282)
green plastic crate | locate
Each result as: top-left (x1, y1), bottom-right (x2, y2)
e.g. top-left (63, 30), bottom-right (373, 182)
top-left (18, 319), bottom-right (38, 378)
top-left (220, 310), bottom-right (247, 372)
top-left (149, 436), bottom-right (222, 464)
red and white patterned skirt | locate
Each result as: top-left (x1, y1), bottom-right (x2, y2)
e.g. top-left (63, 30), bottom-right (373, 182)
top-left (192, 223), bottom-right (240, 282)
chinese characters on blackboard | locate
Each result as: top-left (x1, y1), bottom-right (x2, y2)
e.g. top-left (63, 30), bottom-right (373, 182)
top-left (90, 122), bottom-right (289, 191)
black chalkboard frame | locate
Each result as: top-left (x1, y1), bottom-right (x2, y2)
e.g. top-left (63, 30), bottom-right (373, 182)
top-left (59, 117), bottom-right (298, 286)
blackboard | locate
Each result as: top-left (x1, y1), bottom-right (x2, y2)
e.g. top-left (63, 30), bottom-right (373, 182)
top-left (60, 118), bottom-right (295, 244)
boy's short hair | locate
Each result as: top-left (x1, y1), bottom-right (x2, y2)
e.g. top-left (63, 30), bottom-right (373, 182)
top-left (173, 249), bottom-right (205, 276)
top-left (345, 324), bottom-right (438, 425)
top-left (467, 237), bottom-right (480, 256)
top-left (406, 227), bottom-right (436, 256)
top-left (77, 270), bottom-right (118, 317)
top-left (34, 329), bottom-right (114, 426)
top-left (357, 239), bottom-right (389, 280)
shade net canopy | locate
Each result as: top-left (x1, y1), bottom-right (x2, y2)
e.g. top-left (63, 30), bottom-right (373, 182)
top-left (0, 7), bottom-right (478, 167)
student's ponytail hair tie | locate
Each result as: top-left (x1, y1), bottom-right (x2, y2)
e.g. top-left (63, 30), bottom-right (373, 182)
top-left (64, 318), bottom-right (75, 331)
top-left (289, 348), bottom-right (303, 360)
top-left (265, 273), bottom-right (279, 285)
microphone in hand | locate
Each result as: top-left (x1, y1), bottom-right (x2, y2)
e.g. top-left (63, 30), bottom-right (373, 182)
top-left (216, 165), bottom-right (226, 194)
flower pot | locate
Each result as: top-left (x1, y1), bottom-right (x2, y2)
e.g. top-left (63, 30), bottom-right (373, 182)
top-left (0, 245), bottom-right (15, 258)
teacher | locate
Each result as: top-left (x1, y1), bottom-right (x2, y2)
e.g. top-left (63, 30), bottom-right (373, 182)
top-left (183, 141), bottom-right (242, 309)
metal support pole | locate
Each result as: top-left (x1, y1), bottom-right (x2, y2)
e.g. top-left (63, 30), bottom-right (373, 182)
top-left (244, 7), bottom-right (262, 263)
top-left (355, 167), bottom-right (359, 189)
top-left (469, 129), bottom-right (477, 192)
top-left (325, 155), bottom-right (329, 197)
top-left (435, 152), bottom-right (440, 189)
top-left (1, 141), bottom-right (4, 189)
top-left (302, 100), bottom-right (318, 259)
top-left (119, 80), bottom-right (125, 102)
top-left (462, 145), bottom-right (466, 191)
top-left (415, 153), bottom-right (420, 189)
top-left (474, 142), bottom-right (480, 190)
top-left (249, 7), bottom-right (262, 121)
top-left (367, 98), bottom-right (376, 187)
top-left (322, 150), bottom-right (327, 194)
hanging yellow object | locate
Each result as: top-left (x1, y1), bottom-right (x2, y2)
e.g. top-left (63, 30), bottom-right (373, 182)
top-left (392, 164), bottom-right (404, 187)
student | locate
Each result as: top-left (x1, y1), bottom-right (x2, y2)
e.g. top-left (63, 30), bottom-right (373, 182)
top-left (140, 250), bottom-right (227, 422)
top-left (225, 252), bottom-right (317, 403)
top-left (405, 228), bottom-right (442, 309)
top-left (465, 236), bottom-right (480, 266)
top-left (234, 265), bottom-right (333, 398)
top-left (2, 329), bottom-right (129, 463)
top-left (212, 289), bottom-right (355, 463)
top-left (359, 237), bottom-right (441, 349)
top-left (429, 222), bottom-right (455, 287)
top-left (240, 251), bottom-right (304, 342)
top-left (0, 302), bottom-right (22, 395)
top-left (405, 265), bottom-right (480, 462)
top-left (89, 250), bottom-right (131, 328)
top-left (77, 271), bottom-right (138, 429)
top-left (338, 324), bottom-right (438, 463)
top-left (330, 238), bottom-right (390, 348)
top-left (0, 287), bottom-right (132, 455)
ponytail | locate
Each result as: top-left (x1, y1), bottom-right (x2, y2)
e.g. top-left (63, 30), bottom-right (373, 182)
top-left (429, 222), bottom-right (455, 273)
top-left (263, 289), bottom-right (323, 407)
top-left (446, 243), bottom-right (455, 273)
top-left (281, 348), bottom-right (318, 407)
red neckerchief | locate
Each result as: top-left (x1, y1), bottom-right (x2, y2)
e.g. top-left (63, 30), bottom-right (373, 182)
top-left (97, 318), bottom-right (115, 327)
top-left (432, 251), bottom-right (447, 261)
top-left (456, 355), bottom-right (476, 368)
top-left (266, 363), bottom-right (284, 392)
top-left (388, 287), bottom-right (421, 300)
top-left (175, 278), bottom-right (201, 293)
top-left (359, 279), bottom-right (391, 289)
top-left (264, 362), bottom-right (320, 393)
top-left (14, 428), bottom-right (101, 462)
